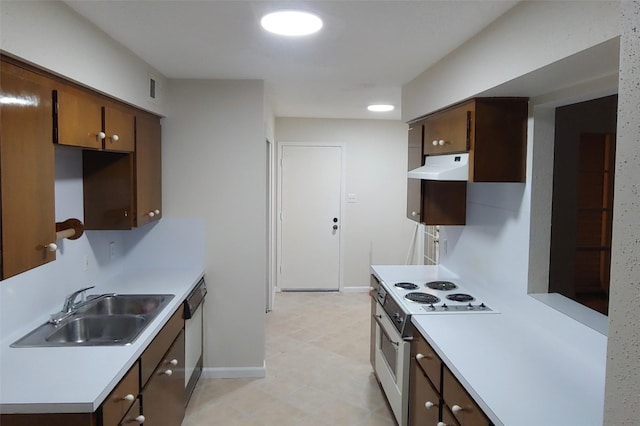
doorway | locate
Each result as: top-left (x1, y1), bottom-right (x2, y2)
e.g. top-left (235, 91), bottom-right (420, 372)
top-left (549, 95), bottom-right (618, 315)
top-left (277, 144), bottom-right (343, 291)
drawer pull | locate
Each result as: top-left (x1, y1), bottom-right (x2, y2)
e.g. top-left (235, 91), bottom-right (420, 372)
top-left (437, 423), bottom-right (448, 426)
top-left (452, 404), bottom-right (463, 413)
top-left (416, 353), bottom-right (432, 360)
top-left (134, 414), bottom-right (146, 423)
top-left (424, 401), bottom-right (435, 409)
top-left (123, 393), bottom-right (135, 402)
top-left (162, 369), bottom-right (173, 376)
top-left (97, 131), bottom-right (106, 141)
top-left (168, 358), bottom-right (178, 366)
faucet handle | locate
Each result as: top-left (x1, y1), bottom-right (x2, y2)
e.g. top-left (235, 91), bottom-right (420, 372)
top-left (63, 286), bottom-right (96, 312)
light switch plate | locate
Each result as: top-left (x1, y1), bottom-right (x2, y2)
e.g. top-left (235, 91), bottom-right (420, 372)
top-left (347, 193), bottom-right (357, 203)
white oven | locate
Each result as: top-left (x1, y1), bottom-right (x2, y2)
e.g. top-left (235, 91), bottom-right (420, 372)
top-left (372, 289), bottom-right (411, 426)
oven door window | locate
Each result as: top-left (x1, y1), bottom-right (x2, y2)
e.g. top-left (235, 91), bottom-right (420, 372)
top-left (379, 325), bottom-right (398, 379)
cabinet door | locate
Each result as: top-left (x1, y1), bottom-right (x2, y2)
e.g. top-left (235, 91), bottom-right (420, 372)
top-left (409, 359), bottom-right (441, 426)
top-left (422, 181), bottom-right (466, 225)
top-left (407, 120), bottom-right (424, 222)
top-left (443, 367), bottom-right (490, 426)
top-left (423, 101), bottom-right (474, 155)
top-left (104, 102), bottom-right (135, 152)
top-left (135, 114), bottom-right (162, 226)
top-left (142, 330), bottom-right (185, 426)
top-left (0, 60), bottom-right (56, 279)
top-left (54, 86), bottom-right (103, 149)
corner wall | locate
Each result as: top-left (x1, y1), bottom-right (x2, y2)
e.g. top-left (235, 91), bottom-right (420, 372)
top-left (163, 79), bottom-right (267, 375)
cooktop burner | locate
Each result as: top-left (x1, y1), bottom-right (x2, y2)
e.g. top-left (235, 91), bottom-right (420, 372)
top-left (394, 282), bottom-right (419, 290)
top-left (425, 280), bottom-right (458, 291)
top-left (405, 292), bottom-right (441, 304)
top-left (446, 293), bottom-right (475, 302)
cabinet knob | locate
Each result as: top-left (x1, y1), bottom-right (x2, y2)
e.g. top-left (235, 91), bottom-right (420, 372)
top-left (123, 393), bottom-right (135, 402)
top-left (452, 404), bottom-right (463, 413)
top-left (110, 134), bottom-right (120, 142)
top-left (97, 131), bottom-right (106, 141)
top-left (148, 211), bottom-right (155, 217)
top-left (437, 423), bottom-right (447, 426)
top-left (432, 140), bottom-right (438, 146)
top-left (416, 353), bottom-right (431, 360)
top-left (438, 139), bottom-right (445, 146)
top-left (163, 369), bottom-right (173, 376)
top-left (45, 242), bottom-right (58, 252)
top-left (134, 415), bottom-right (146, 423)
top-left (425, 401), bottom-right (435, 409)
top-left (168, 359), bottom-right (178, 366)
top-left (154, 209), bottom-right (160, 215)
top-left (411, 211), bottom-right (418, 217)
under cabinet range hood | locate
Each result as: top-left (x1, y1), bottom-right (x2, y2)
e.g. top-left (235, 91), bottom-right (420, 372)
top-left (407, 153), bottom-right (469, 181)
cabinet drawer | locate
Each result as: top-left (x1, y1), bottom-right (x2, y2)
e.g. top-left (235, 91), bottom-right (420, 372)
top-left (141, 305), bottom-right (184, 386)
top-left (443, 366), bottom-right (490, 426)
top-left (423, 101), bottom-right (474, 155)
top-left (102, 362), bottom-right (139, 426)
top-left (409, 358), bottom-right (440, 426)
top-left (413, 330), bottom-right (441, 389)
top-left (118, 399), bottom-right (141, 425)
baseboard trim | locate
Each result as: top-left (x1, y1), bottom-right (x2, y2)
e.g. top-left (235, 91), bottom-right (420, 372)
top-left (202, 362), bottom-right (266, 379)
top-left (341, 286), bottom-right (372, 293)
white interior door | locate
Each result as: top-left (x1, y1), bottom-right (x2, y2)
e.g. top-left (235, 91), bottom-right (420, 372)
top-left (279, 145), bottom-right (342, 291)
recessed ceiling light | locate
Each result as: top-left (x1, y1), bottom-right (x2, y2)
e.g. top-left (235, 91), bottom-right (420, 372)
top-left (261, 10), bottom-right (323, 36)
top-left (367, 104), bottom-right (395, 112)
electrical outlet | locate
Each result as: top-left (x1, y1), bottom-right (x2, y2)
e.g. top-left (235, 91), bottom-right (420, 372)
top-left (347, 193), bottom-right (357, 203)
top-left (109, 242), bottom-right (116, 259)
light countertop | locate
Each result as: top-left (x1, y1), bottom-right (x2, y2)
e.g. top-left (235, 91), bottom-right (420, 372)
top-left (0, 267), bottom-right (204, 414)
top-left (371, 265), bottom-right (607, 426)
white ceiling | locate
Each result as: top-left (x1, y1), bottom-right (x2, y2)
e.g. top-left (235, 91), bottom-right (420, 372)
top-left (64, 0), bottom-right (519, 120)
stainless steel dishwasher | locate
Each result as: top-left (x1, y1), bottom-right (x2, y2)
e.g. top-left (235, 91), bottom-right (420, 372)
top-left (183, 276), bottom-right (207, 404)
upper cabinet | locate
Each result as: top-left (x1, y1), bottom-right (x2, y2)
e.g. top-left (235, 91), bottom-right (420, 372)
top-left (83, 112), bottom-right (162, 230)
top-left (0, 59), bottom-right (56, 279)
top-left (408, 97), bottom-right (528, 225)
top-left (54, 85), bottom-right (135, 152)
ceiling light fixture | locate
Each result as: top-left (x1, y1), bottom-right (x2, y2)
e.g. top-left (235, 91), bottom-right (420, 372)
top-left (261, 10), bottom-right (323, 36)
top-left (367, 104), bottom-right (395, 112)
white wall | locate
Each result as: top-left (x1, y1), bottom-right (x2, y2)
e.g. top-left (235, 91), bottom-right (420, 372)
top-left (604, 1), bottom-right (640, 422)
top-left (162, 79), bottom-right (267, 375)
top-left (275, 118), bottom-right (417, 288)
top-left (0, 0), bottom-right (166, 115)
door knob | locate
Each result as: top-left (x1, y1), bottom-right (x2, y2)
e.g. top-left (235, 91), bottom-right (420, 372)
top-left (333, 225), bottom-right (338, 230)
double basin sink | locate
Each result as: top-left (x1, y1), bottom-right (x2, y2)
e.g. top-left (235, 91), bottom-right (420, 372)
top-left (11, 294), bottom-right (175, 347)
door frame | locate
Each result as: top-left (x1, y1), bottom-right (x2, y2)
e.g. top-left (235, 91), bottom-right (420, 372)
top-left (276, 142), bottom-right (346, 292)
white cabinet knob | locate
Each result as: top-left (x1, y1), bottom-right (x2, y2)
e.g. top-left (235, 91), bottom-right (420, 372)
top-left (411, 211), bottom-right (418, 217)
top-left (432, 140), bottom-right (438, 146)
top-left (148, 211), bottom-right (155, 217)
top-left (424, 401), bottom-right (435, 409)
top-left (45, 242), bottom-right (57, 252)
top-left (169, 359), bottom-right (178, 366)
top-left (111, 134), bottom-right (120, 142)
top-left (163, 369), bottom-right (173, 376)
top-left (154, 209), bottom-right (160, 215)
top-left (123, 393), bottom-right (135, 402)
top-left (134, 415), bottom-right (145, 423)
top-left (438, 139), bottom-right (445, 146)
top-left (97, 131), bottom-right (106, 141)
top-left (452, 404), bottom-right (463, 413)
top-left (437, 423), bottom-right (447, 426)
top-left (416, 353), bottom-right (431, 360)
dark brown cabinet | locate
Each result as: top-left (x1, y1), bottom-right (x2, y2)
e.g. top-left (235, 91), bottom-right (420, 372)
top-left (407, 121), bottom-right (424, 222)
top-left (407, 97), bottom-right (528, 225)
top-left (409, 330), bottom-right (492, 426)
top-left (0, 59), bottom-right (56, 280)
top-left (54, 87), bottom-right (134, 152)
top-left (134, 114), bottom-right (162, 226)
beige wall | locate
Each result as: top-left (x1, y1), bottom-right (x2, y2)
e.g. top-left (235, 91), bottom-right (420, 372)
top-left (275, 118), bottom-right (417, 289)
top-left (604, 1), bottom-right (640, 422)
top-left (163, 79), bottom-right (267, 375)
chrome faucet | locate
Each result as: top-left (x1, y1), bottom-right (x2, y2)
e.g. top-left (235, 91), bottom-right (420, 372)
top-left (49, 286), bottom-right (95, 325)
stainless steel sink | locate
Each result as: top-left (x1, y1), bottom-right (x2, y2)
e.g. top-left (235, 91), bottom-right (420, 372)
top-left (11, 294), bottom-right (175, 347)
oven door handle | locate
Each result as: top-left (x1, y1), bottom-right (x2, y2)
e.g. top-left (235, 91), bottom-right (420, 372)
top-left (372, 314), bottom-right (400, 347)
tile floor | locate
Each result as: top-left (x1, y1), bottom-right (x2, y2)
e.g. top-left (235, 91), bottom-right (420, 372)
top-left (183, 291), bottom-right (396, 425)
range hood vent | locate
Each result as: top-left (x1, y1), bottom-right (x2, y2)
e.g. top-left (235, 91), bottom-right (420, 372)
top-left (408, 153), bottom-right (469, 181)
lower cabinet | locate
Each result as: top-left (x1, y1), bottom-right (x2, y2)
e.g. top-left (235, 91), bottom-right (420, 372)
top-left (409, 330), bottom-right (492, 426)
top-left (0, 306), bottom-right (185, 426)
top-left (141, 330), bottom-right (185, 425)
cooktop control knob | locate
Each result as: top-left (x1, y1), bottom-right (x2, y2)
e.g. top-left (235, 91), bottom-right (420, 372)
top-left (442, 303), bottom-right (449, 310)
top-left (427, 304), bottom-right (436, 311)
top-left (467, 303), bottom-right (474, 310)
